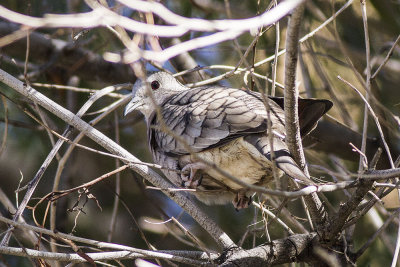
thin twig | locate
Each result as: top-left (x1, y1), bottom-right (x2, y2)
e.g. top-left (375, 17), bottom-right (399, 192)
top-left (32, 82), bottom-right (126, 98)
top-left (252, 201), bottom-right (294, 235)
top-left (337, 76), bottom-right (394, 168)
top-left (371, 34), bottom-right (400, 79)
top-left (359, 0), bottom-right (371, 174)
top-left (0, 95), bottom-right (8, 156)
top-left (107, 111), bottom-right (121, 242)
top-left (271, 0), bottom-right (280, 97)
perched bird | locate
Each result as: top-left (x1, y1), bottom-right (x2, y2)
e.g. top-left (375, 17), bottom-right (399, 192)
top-left (124, 72), bottom-right (332, 209)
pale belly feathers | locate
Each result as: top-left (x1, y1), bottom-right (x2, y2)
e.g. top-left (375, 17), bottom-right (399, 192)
top-left (179, 137), bottom-right (283, 193)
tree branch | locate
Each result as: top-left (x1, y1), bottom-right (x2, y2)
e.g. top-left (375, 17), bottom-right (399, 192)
top-left (0, 215), bottom-right (215, 265)
top-left (219, 233), bottom-right (333, 266)
top-left (284, 3), bottom-right (328, 233)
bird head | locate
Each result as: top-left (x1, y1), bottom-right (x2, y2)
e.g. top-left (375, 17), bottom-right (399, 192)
top-left (124, 72), bottom-right (187, 119)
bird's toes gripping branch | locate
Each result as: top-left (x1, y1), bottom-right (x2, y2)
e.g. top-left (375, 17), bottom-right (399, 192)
top-left (232, 190), bottom-right (252, 210)
top-left (180, 162), bottom-right (207, 188)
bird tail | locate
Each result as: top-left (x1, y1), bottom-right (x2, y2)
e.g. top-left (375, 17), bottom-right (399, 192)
top-left (244, 134), bottom-right (312, 185)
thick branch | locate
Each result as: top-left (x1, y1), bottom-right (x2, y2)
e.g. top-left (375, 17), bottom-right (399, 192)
top-left (325, 179), bottom-right (374, 243)
top-left (284, 3), bottom-right (308, 171)
top-left (219, 233), bottom-right (346, 266)
top-left (284, 3), bottom-right (328, 232)
top-left (220, 233), bottom-right (316, 266)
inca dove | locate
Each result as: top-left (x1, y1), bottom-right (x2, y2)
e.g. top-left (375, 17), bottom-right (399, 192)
top-left (124, 72), bottom-right (332, 209)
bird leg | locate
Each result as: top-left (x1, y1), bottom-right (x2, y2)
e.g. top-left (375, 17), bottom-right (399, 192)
top-left (181, 162), bottom-right (207, 188)
top-left (232, 190), bottom-right (252, 210)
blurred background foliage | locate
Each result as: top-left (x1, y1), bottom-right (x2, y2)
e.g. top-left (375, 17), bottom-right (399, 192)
top-left (0, 0), bottom-right (399, 266)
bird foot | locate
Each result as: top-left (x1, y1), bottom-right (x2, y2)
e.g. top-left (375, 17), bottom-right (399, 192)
top-left (233, 192), bottom-right (252, 210)
top-left (181, 162), bottom-right (207, 188)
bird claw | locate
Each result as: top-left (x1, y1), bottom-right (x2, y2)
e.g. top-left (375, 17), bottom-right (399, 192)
top-left (233, 192), bottom-right (252, 210)
top-left (181, 162), bottom-right (206, 188)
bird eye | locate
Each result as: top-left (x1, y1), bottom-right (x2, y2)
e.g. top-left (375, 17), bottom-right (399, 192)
top-left (151, 80), bottom-right (160, 90)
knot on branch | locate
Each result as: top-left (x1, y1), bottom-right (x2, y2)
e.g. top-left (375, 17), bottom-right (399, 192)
top-left (216, 245), bottom-right (241, 265)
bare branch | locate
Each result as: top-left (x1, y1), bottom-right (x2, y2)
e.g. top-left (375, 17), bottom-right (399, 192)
top-left (0, 216), bottom-right (212, 265)
top-left (284, 2), bottom-right (328, 233)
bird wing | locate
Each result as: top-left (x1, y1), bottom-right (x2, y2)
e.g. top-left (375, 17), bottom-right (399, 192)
top-left (150, 87), bottom-right (286, 155)
top-left (265, 96), bottom-right (333, 137)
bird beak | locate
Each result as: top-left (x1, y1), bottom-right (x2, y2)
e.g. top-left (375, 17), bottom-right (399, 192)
top-left (124, 96), bottom-right (142, 116)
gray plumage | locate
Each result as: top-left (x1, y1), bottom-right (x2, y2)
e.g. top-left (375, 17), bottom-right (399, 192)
top-left (124, 72), bottom-right (332, 208)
